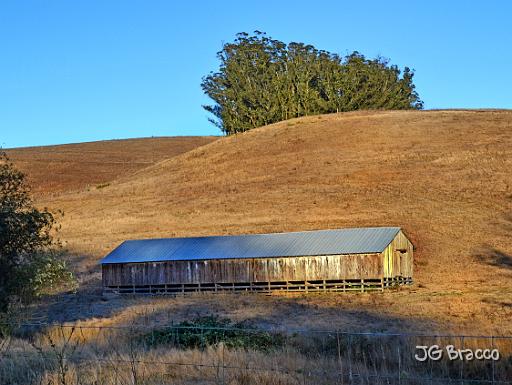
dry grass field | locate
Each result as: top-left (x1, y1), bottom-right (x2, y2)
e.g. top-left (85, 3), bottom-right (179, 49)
top-left (4, 321), bottom-right (511, 385)
top-left (11, 110), bottom-right (512, 336)
top-left (5, 136), bottom-right (217, 196)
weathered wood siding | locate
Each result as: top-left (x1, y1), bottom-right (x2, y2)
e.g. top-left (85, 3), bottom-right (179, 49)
top-left (381, 230), bottom-right (413, 278)
top-left (102, 253), bottom-right (383, 287)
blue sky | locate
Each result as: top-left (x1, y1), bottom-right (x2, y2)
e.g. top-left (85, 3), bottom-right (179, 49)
top-left (1, 1), bottom-right (511, 148)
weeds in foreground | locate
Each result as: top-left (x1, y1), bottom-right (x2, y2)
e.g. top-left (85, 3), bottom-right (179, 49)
top-left (0, 316), bottom-right (511, 385)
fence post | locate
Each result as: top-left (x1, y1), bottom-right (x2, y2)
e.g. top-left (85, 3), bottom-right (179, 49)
top-left (222, 340), bottom-right (226, 385)
top-left (348, 334), bottom-right (353, 383)
top-left (429, 336), bottom-right (434, 385)
top-left (398, 343), bottom-right (401, 385)
top-left (336, 331), bottom-right (344, 385)
top-left (460, 335), bottom-right (464, 385)
top-left (491, 336), bottom-right (495, 385)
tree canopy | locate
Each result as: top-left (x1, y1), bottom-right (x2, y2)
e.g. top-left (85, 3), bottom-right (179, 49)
top-left (202, 31), bottom-right (423, 135)
top-left (0, 152), bottom-right (72, 312)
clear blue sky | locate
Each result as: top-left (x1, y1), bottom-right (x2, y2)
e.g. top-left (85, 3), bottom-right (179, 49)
top-left (1, 1), bottom-right (511, 148)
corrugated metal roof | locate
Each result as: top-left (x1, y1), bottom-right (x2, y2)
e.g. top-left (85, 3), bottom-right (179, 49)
top-left (100, 227), bottom-right (400, 264)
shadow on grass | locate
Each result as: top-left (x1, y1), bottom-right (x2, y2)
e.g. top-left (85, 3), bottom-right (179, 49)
top-left (122, 292), bottom-right (444, 335)
top-left (25, 284), bottom-right (444, 335)
top-left (473, 244), bottom-right (512, 269)
top-left (21, 252), bottom-right (130, 324)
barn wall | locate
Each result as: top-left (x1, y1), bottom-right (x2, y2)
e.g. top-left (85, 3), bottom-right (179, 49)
top-left (102, 253), bottom-right (384, 287)
top-left (381, 230), bottom-right (413, 278)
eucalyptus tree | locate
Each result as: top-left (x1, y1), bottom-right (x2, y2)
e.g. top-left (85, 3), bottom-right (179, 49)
top-left (202, 31), bottom-right (422, 135)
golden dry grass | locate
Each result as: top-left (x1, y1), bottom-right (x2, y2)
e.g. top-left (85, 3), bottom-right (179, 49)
top-left (0, 335), bottom-right (405, 385)
top-left (6, 136), bottom-right (217, 196)
top-left (4, 322), bottom-right (511, 385)
top-left (15, 110), bottom-right (512, 335)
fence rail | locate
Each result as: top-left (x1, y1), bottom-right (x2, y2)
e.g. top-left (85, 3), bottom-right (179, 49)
top-left (1, 320), bottom-right (511, 385)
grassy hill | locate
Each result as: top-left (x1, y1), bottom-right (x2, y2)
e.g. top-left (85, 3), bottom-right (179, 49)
top-left (6, 136), bottom-right (217, 195)
top-left (16, 110), bottom-right (512, 335)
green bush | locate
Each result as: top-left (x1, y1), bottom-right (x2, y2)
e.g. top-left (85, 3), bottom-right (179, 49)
top-left (143, 315), bottom-right (284, 352)
top-left (0, 152), bottom-right (75, 312)
top-left (23, 251), bottom-right (76, 299)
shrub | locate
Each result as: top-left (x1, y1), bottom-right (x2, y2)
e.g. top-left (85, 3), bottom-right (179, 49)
top-left (0, 152), bottom-right (74, 312)
top-left (143, 315), bottom-right (284, 352)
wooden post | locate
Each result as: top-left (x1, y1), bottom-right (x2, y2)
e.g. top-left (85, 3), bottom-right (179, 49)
top-left (265, 261), bottom-right (270, 293)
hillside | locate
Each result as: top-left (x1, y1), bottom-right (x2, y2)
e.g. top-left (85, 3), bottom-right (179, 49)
top-left (29, 110), bottom-right (512, 334)
top-left (6, 136), bottom-right (217, 195)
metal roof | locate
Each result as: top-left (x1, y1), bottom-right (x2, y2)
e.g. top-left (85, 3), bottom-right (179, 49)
top-left (100, 227), bottom-right (401, 264)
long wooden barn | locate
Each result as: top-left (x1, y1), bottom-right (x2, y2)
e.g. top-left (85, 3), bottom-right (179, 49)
top-left (100, 227), bottom-right (413, 294)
